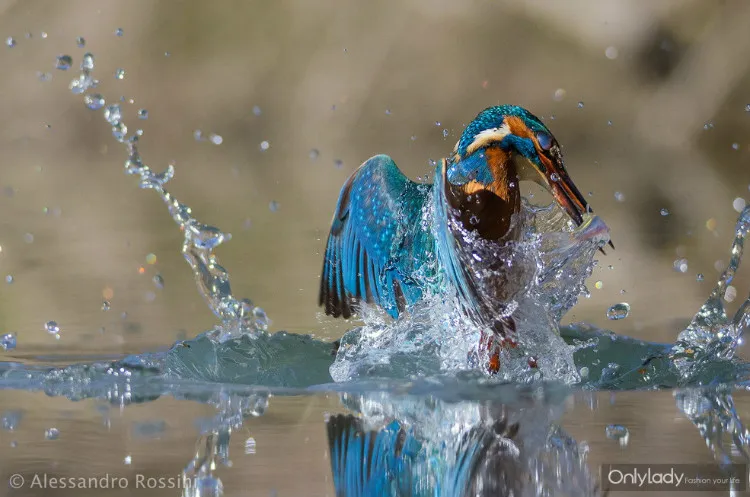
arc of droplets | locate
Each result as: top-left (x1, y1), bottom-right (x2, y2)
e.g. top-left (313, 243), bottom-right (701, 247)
top-left (70, 52), bottom-right (269, 341)
top-left (673, 205), bottom-right (750, 369)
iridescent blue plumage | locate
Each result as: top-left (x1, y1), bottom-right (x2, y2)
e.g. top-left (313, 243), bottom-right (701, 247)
top-left (326, 414), bottom-right (521, 497)
top-left (320, 155), bottom-right (436, 319)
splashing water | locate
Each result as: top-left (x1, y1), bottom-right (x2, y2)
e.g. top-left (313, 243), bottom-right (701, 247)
top-left (671, 206), bottom-right (750, 377)
top-left (332, 199), bottom-right (610, 384)
top-left (68, 53), bottom-right (269, 342)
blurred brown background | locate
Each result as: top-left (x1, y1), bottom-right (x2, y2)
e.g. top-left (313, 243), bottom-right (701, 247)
top-left (0, 1), bottom-right (750, 495)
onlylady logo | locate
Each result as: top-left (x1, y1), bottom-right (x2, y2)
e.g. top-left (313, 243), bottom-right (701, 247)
top-left (601, 464), bottom-right (746, 492)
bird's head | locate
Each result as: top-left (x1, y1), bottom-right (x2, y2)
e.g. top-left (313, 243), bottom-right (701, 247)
top-left (448, 105), bottom-right (593, 230)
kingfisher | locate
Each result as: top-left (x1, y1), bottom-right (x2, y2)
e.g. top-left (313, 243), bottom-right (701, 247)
top-left (319, 105), bottom-right (610, 373)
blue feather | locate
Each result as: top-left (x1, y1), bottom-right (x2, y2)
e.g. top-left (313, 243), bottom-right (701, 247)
top-left (326, 414), bottom-right (504, 497)
top-left (319, 155), bottom-right (436, 319)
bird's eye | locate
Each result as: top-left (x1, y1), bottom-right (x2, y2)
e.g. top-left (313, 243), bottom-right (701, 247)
top-left (536, 132), bottom-right (553, 151)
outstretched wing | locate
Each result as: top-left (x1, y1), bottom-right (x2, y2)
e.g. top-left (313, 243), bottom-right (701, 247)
top-left (319, 154), bottom-right (433, 319)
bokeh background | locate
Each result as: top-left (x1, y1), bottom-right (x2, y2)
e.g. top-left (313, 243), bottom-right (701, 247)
top-left (0, 0), bottom-right (749, 495)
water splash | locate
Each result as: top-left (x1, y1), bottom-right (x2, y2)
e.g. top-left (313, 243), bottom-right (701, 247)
top-left (69, 51), bottom-right (268, 342)
top-left (331, 198), bottom-right (609, 384)
top-left (672, 206), bottom-right (750, 377)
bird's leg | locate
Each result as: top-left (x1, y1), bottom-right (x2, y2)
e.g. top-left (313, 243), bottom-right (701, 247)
top-left (480, 316), bottom-right (517, 375)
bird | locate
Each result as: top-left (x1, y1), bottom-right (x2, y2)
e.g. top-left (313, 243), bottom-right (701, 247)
top-left (319, 105), bottom-right (610, 374)
top-left (326, 413), bottom-right (524, 497)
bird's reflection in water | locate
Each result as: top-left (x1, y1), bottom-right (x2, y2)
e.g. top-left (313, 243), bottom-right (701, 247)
top-left (325, 391), bottom-right (600, 497)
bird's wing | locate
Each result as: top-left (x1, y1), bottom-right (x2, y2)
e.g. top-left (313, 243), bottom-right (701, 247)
top-left (326, 414), bottom-right (409, 497)
top-left (319, 154), bottom-right (433, 319)
top-left (432, 158), bottom-right (483, 319)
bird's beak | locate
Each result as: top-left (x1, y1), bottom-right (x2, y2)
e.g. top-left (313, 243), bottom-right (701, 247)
top-left (535, 148), bottom-right (614, 252)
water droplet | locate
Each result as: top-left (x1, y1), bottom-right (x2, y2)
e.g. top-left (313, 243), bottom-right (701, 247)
top-left (605, 46), bottom-right (618, 59)
top-left (553, 88), bottom-right (566, 101)
top-left (468, 215), bottom-right (479, 226)
top-left (660, 208), bottom-right (669, 216)
top-left (745, 104), bottom-right (750, 112)
top-left (5, 275), bottom-right (13, 284)
top-left (607, 120), bottom-right (613, 126)
top-left (605, 424), bottom-right (629, 446)
top-left (385, 109), bottom-right (391, 115)
top-left (244, 437), bottom-right (257, 454)
top-left (55, 55), bottom-right (73, 70)
top-left (81, 52), bottom-right (95, 71)
top-left (732, 143), bottom-right (740, 151)
top-left (733, 197), bottom-right (746, 212)
top-left (259, 140), bottom-right (270, 151)
top-left (410, 135), bottom-right (417, 141)
top-left (45, 427), bottom-right (60, 440)
top-left (606, 303), bottom-right (630, 320)
top-left (123, 455), bottom-right (132, 465)
top-left (209, 133), bottom-right (223, 145)
top-left (44, 321), bottom-right (60, 336)
top-left (434, 121), bottom-right (441, 126)
top-left (442, 129), bottom-right (449, 138)
top-left (696, 273), bottom-right (704, 282)
top-left (309, 149), bottom-right (319, 161)
top-left (115, 28), bottom-right (124, 37)
top-left (76, 36), bottom-right (86, 48)
top-left (1, 333), bottom-right (16, 351)
top-left (101, 300), bottom-right (111, 311)
top-left (114, 68), bottom-right (126, 80)
top-left (2, 410), bottom-right (22, 430)
top-left (614, 191), bottom-right (625, 202)
top-left (550, 173), bottom-right (560, 182)
top-left (269, 201), bottom-right (279, 212)
top-left (725, 285), bottom-right (737, 303)
top-left (153, 274), bottom-right (164, 289)
top-left (40, 32), bottom-right (47, 39)
top-left (137, 108), bottom-right (148, 119)
top-left (577, 101), bottom-right (584, 108)
top-left (23, 233), bottom-right (34, 244)
top-left (104, 104), bottom-right (122, 125)
top-left (703, 121), bottom-right (714, 130)
top-left (594, 280), bottom-right (603, 289)
top-left (193, 129), bottom-right (204, 142)
top-left (84, 94), bottom-right (105, 110)
top-left (252, 105), bottom-right (262, 116)
top-left (334, 159), bottom-right (343, 169)
top-left (5, 37), bottom-right (15, 48)
top-left (673, 258), bottom-right (688, 273)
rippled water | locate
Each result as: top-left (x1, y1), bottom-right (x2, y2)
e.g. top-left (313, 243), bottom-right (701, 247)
top-left (3, 48), bottom-right (750, 497)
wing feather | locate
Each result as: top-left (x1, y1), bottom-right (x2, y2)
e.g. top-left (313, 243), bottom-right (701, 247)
top-left (319, 155), bottom-right (433, 318)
